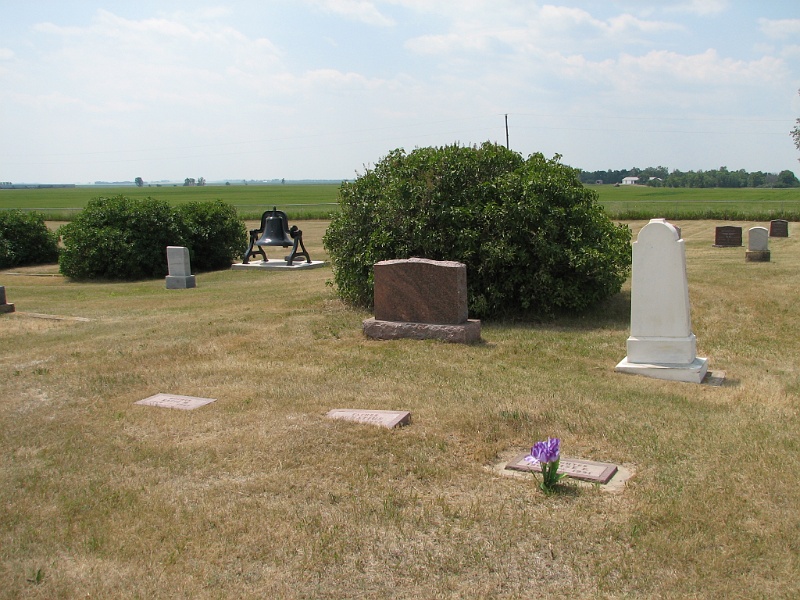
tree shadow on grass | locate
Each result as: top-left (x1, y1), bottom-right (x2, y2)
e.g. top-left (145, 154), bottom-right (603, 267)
top-left (483, 290), bottom-right (631, 333)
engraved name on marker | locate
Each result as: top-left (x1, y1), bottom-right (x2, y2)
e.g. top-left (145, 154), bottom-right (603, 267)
top-left (326, 409), bottom-right (411, 429)
top-left (506, 453), bottom-right (618, 484)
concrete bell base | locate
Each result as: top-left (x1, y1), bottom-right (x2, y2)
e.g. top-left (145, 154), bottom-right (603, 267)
top-left (363, 318), bottom-right (481, 344)
top-left (615, 356), bottom-right (708, 384)
top-left (745, 250), bottom-right (770, 262)
top-left (231, 260), bottom-right (326, 271)
top-left (166, 275), bottom-right (196, 289)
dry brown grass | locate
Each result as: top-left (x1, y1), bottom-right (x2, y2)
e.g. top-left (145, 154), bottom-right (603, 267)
top-left (2, 220), bottom-right (800, 598)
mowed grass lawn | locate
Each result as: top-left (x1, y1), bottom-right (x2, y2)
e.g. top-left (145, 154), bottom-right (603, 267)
top-left (2, 220), bottom-right (800, 598)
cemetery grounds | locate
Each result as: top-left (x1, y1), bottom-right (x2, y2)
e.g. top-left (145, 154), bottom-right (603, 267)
top-left (2, 215), bottom-right (800, 597)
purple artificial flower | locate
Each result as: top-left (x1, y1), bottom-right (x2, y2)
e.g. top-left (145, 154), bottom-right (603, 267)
top-left (529, 437), bottom-right (560, 464)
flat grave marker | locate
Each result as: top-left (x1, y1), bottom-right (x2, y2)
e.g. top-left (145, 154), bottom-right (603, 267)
top-left (135, 393), bottom-right (216, 410)
top-left (506, 453), bottom-right (618, 484)
top-left (326, 408), bottom-right (411, 429)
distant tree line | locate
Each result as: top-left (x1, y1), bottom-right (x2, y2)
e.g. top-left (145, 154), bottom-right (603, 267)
top-left (579, 166), bottom-right (800, 188)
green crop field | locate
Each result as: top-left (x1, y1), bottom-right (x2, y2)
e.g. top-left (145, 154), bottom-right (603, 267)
top-left (0, 184), bottom-right (342, 220)
top-left (3, 183), bottom-right (800, 221)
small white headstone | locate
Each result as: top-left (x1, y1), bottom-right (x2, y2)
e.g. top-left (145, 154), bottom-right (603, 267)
top-left (616, 218), bottom-right (708, 383)
top-left (166, 246), bottom-right (196, 289)
top-left (746, 226), bottom-right (770, 262)
top-left (748, 227), bottom-right (769, 252)
top-left (326, 409), bottom-right (411, 429)
top-left (135, 393), bottom-right (215, 410)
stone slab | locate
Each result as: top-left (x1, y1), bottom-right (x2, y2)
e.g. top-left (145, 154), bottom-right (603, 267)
top-left (748, 226), bottom-right (769, 252)
top-left (745, 250), bottom-right (770, 262)
top-left (373, 258), bottom-right (468, 325)
top-left (713, 226), bottom-right (742, 247)
top-left (230, 260), bottom-right (327, 271)
top-left (770, 219), bottom-right (789, 237)
top-left (701, 370), bottom-right (726, 387)
top-left (615, 356), bottom-right (709, 384)
top-left (165, 275), bottom-right (196, 289)
top-left (363, 318), bottom-right (481, 344)
top-left (326, 408), bottom-right (411, 429)
top-left (135, 393), bottom-right (216, 410)
top-left (0, 303), bottom-right (15, 314)
top-left (506, 453), bottom-right (618, 484)
top-left (166, 246), bottom-right (192, 277)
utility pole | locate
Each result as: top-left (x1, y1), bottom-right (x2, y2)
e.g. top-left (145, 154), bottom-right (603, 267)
top-left (504, 114), bottom-right (509, 149)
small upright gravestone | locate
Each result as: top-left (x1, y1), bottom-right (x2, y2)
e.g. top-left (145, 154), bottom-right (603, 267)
top-left (363, 258), bottom-right (481, 343)
top-left (713, 225), bottom-right (742, 247)
top-left (165, 246), bottom-right (196, 289)
top-left (769, 219), bottom-right (789, 238)
top-left (616, 218), bottom-right (708, 383)
top-left (0, 286), bottom-right (15, 314)
top-left (746, 227), bottom-right (770, 262)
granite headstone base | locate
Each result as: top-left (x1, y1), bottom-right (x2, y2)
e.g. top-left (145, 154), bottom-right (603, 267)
top-left (615, 356), bottom-right (708, 384)
top-left (363, 317), bottom-right (481, 344)
top-left (166, 275), bottom-right (196, 289)
top-left (745, 250), bottom-right (770, 262)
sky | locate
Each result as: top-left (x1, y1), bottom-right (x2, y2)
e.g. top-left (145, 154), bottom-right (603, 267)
top-left (1, 0), bottom-right (799, 184)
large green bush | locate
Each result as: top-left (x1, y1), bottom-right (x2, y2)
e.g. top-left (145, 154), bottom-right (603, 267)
top-left (59, 195), bottom-right (189, 280)
top-left (0, 210), bottom-right (60, 269)
top-left (176, 200), bottom-right (246, 271)
top-left (323, 142), bottom-right (632, 319)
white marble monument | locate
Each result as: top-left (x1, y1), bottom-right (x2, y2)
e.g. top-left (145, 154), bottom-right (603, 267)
top-left (616, 218), bottom-right (708, 383)
top-left (746, 226), bottom-right (770, 262)
top-left (165, 246), bottom-right (196, 289)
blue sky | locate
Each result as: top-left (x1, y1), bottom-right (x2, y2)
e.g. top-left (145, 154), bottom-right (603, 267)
top-left (1, 0), bottom-right (799, 183)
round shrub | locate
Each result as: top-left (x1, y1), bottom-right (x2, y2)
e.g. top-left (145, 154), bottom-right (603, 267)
top-left (323, 142), bottom-right (632, 319)
top-left (0, 209), bottom-right (60, 269)
top-left (176, 200), bottom-right (246, 271)
top-left (59, 195), bottom-right (188, 280)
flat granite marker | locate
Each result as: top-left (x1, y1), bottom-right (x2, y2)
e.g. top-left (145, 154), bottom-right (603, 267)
top-left (135, 393), bottom-right (215, 410)
top-left (616, 218), bottom-right (710, 384)
top-left (363, 258), bottom-right (481, 343)
top-left (0, 286), bottom-right (15, 314)
top-left (165, 246), bottom-right (196, 289)
top-left (713, 225), bottom-right (742, 247)
top-left (506, 453), bottom-right (618, 484)
top-left (326, 409), bottom-right (411, 429)
top-left (746, 226), bottom-right (770, 262)
top-left (770, 219), bottom-right (789, 238)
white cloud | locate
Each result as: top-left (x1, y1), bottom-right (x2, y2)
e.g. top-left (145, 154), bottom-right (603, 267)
top-left (0, 48), bottom-right (15, 60)
top-left (759, 18), bottom-right (800, 40)
top-left (308, 0), bottom-right (395, 26)
top-left (663, 0), bottom-right (729, 16)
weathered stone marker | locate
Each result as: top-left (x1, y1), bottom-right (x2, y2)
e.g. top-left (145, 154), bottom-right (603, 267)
top-left (135, 393), bottom-right (215, 410)
top-left (363, 258), bottom-right (481, 343)
top-left (713, 225), bottom-right (742, 247)
top-left (770, 219), bottom-right (789, 238)
top-left (506, 453), bottom-right (618, 484)
top-left (326, 409), bottom-right (411, 429)
top-left (0, 286), bottom-right (15, 314)
top-left (616, 218), bottom-right (709, 383)
top-left (165, 246), bottom-right (196, 289)
top-left (746, 226), bottom-right (770, 262)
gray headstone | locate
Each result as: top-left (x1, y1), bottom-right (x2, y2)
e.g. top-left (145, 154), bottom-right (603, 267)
top-left (0, 286), bottom-right (14, 314)
top-left (166, 246), bottom-right (196, 289)
top-left (326, 409), bottom-right (411, 429)
top-left (746, 227), bottom-right (770, 262)
top-left (135, 393), bottom-right (215, 410)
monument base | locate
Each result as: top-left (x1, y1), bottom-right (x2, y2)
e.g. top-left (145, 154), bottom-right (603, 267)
top-left (745, 250), bottom-right (770, 262)
top-left (166, 275), bottom-right (196, 289)
top-left (615, 356), bottom-right (708, 384)
top-left (231, 260), bottom-right (326, 271)
top-left (363, 318), bottom-right (481, 344)
top-left (0, 303), bottom-right (15, 314)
